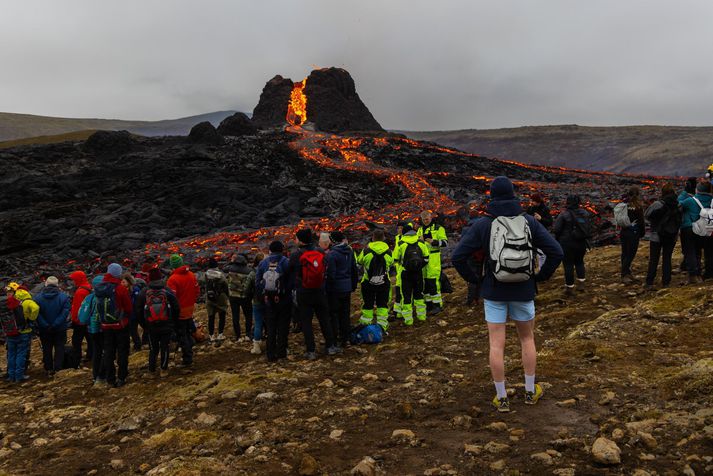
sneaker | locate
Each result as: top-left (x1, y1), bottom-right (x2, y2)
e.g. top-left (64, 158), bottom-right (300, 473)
top-left (17, 375), bottom-right (30, 382)
top-left (304, 352), bottom-right (317, 361)
top-left (217, 333), bottom-right (226, 341)
top-left (115, 379), bottom-right (126, 388)
top-left (327, 345), bottom-right (343, 355)
top-left (492, 396), bottom-right (511, 413)
top-left (564, 286), bottom-right (575, 296)
top-left (93, 378), bottom-right (108, 387)
top-left (525, 384), bottom-right (543, 405)
top-left (251, 340), bottom-right (262, 355)
top-left (159, 369), bottom-right (168, 378)
top-left (209, 334), bottom-right (216, 343)
top-left (429, 305), bottom-right (443, 316)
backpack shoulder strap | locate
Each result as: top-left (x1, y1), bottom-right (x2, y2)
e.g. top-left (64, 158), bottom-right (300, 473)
top-left (692, 197), bottom-right (705, 210)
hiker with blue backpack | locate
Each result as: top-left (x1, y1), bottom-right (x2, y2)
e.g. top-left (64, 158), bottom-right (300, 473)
top-left (95, 263), bottom-right (134, 388)
top-left (553, 195), bottom-right (592, 296)
top-left (680, 180), bottom-right (713, 283)
top-left (452, 176), bottom-right (563, 413)
top-left (3, 283), bottom-right (39, 383)
top-left (287, 229), bottom-right (340, 360)
top-left (256, 241), bottom-right (290, 362)
top-left (135, 267), bottom-right (180, 377)
top-left (357, 229), bottom-right (394, 332)
top-left (34, 276), bottom-right (71, 378)
top-left (77, 275), bottom-right (106, 384)
top-left (326, 231), bottom-right (358, 348)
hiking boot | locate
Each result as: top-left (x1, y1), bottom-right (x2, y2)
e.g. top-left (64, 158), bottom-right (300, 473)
top-left (621, 274), bottom-right (633, 284)
top-left (209, 334), bottom-right (216, 343)
top-left (17, 375), bottom-right (30, 382)
top-left (115, 379), bottom-right (126, 388)
top-left (251, 340), bottom-right (262, 355)
top-left (564, 286), bottom-right (575, 296)
top-left (492, 396), bottom-right (511, 413)
top-left (327, 345), bottom-right (343, 355)
top-left (429, 305), bottom-right (443, 316)
top-left (304, 352), bottom-right (317, 361)
top-left (217, 333), bottom-right (226, 341)
top-left (686, 275), bottom-right (700, 285)
top-left (159, 369), bottom-right (168, 378)
top-left (525, 384), bottom-right (543, 405)
top-left (643, 283), bottom-right (655, 291)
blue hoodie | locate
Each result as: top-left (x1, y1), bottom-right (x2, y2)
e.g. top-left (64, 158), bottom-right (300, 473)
top-left (452, 176), bottom-right (563, 302)
top-left (34, 285), bottom-right (71, 331)
top-left (681, 192), bottom-right (713, 230)
top-left (256, 253), bottom-right (290, 296)
top-left (326, 243), bottom-right (358, 294)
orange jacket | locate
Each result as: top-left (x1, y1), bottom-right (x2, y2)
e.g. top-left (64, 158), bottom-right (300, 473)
top-left (69, 271), bottom-right (92, 325)
top-left (167, 265), bottom-right (199, 319)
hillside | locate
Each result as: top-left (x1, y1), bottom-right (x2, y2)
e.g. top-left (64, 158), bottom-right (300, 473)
top-left (404, 125), bottom-right (713, 177)
top-left (0, 111), bottom-right (238, 141)
top-left (0, 246), bottom-right (711, 475)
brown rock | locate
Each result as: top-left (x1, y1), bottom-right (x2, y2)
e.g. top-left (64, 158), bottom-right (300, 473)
top-left (299, 454), bottom-right (319, 476)
top-left (591, 437), bottom-right (621, 465)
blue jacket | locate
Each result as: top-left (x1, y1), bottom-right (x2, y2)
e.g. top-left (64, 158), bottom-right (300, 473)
top-left (681, 193), bottom-right (713, 230)
top-left (326, 244), bottom-right (358, 294)
top-left (452, 198), bottom-right (563, 302)
top-left (256, 253), bottom-right (289, 296)
top-left (34, 285), bottom-right (71, 332)
top-left (678, 190), bottom-right (693, 205)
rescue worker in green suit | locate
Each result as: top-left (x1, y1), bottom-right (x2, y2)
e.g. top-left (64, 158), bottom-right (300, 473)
top-left (393, 223), bottom-right (430, 324)
top-left (392, 221), bottom-right (407, 319)
top-left (417, 210), bottom-right (448, 315)
top-left (357, 229), bottom-right (394, 331)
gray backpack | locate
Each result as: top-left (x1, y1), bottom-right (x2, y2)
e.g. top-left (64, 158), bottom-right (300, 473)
top-left (489, 215), bottom-right (534, 283)
top-left (613, 202), bottom-right (632, 228)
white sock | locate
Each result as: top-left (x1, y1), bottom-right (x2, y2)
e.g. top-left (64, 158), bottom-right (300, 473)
top-left (525, 374), bottom-right (536, 393)
top-left (494, 381), bottom-right (507, 399)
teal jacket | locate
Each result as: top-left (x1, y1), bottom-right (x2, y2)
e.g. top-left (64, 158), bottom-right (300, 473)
top-left (681, 193), bottom-right (713, 230)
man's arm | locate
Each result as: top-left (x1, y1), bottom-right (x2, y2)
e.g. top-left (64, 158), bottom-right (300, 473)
top-left (452, 219), bottom-right (484, 284)
top-left (531, 218), bottom-right (564, 281)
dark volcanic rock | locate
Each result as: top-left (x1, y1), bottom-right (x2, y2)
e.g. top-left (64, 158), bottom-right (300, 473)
top-left (304, 67), bottom-right (383, 133)
top-left (83, 130), bottom-right (135, 154)
top-left (251, 75), bottom-right (294, 129)
top-left (217, 112), bottom-right (257, 136)
top-left (188, 122), bottom-right (223, 144)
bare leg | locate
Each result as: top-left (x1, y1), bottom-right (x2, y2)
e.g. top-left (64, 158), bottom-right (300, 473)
top-left (487, 323), bottom-right (507, 382)
top-left (514, 319), bottom-right (536, 376)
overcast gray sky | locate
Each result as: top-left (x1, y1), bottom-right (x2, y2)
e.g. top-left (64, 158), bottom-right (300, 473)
top-left (2, 0), bottom-right (713, 130)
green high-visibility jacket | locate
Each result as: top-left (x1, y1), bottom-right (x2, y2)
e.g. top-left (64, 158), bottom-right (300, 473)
top-left (357, 241), bottom-right (393, 283)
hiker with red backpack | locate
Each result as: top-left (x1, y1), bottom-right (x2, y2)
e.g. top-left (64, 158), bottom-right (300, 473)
top-left (357, 229), bottom-right (394, 332)
top-left (452, 176), bottom-right (563, 413)
top-left (69, 271), bottom-right (93, 363)
top-left (34, 276), bottom-right (71, 377)
top-left (287, 229), bottom-right (340, 360)
top-left (166, 254), bottom-right (200, 367)
top-left (95, 263), bottom-right (133, 387)
top-left (256, 241), bottom-right (290, 362)
top-left (135, 267), bottom-right (180, 377)
top-left (3, 283), bottom-right (39, 383)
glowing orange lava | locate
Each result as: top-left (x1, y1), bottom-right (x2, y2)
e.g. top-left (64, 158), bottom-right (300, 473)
top-left (286, 79), bottom-right (307, 126)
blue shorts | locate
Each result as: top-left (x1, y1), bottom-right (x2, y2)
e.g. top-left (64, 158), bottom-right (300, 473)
top-left (483, 300), bottom-right (535, 324)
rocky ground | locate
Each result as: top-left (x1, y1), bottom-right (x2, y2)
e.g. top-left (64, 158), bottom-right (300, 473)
top-left (0, 245), bottom-right (711, 475)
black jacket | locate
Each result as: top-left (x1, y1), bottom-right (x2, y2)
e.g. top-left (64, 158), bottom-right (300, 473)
top-left (526, 203), bottom-right (553, 230)
top-left (553, 206), bottom-right (590, 248)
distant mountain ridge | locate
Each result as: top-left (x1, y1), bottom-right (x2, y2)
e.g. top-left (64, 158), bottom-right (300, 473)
top-left (404, 125), bottom-right (713, 177)
top-left (0, 110), bottom-right (239, 141)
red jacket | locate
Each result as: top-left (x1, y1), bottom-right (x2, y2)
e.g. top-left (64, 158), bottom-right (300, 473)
top-left (167, 266), bottom-right (199, 320)
top-left (69, 271), bottom-right (92, 325)
top-left (100, 274), bottom-right (133, 330)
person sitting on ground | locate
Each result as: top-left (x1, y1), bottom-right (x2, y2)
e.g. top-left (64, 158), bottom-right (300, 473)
top-left (68, 271), bottom-right (93, 363)
top-left (644, 183), bottom-right (682, 289)
top-left (357, 229), bottom-right (394, 332)
top-left (680, 180), bottom-right (713, 283)
top-left (256, 241), bottom-right (291, 362)
top-left (326, 231), bottom-right (358, 347)
top-left (34, 276), bottom-right (71, 378)
top-left (452, 176), bottom-right (563, 413)
top-left (204, 258), bottom-right (230, 343)
top-left (225, 255), bottom-right (254, 343)
top-left (619, 186), bottom-right (646, 283)
top-left (167, 254), bottom-right (200, 368)
top-left (135, 267), bottom-right (180, 377)
top-left (287, 229), bottom-right (340, 360)
top-left (3, 283), bottom-right (38, 383)
top-left (553, 195), bottom-right (591, 295)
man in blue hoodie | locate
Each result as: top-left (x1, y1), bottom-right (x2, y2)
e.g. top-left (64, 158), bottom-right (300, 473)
top-left (452, 176), bottom-right (563, 413)
top-left (34, 276), bottom-right (71, 376)
top-left (326, 231), bottom-right (358, 347)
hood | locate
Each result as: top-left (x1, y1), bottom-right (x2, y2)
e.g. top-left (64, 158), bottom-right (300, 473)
top-left (400, 233), bottom-right (420, 245)
top-left (6, 295), bottom-right (21, 310)
top-left (172, 265), bottom-right (190, 275)
top-left (14, 289), bottom-right (33, 301)
top-left (40, 285), bottom-right (60, 299)
top-left (233, 255), bottom-right (247, 266)
top-left (149, 280), bottom-right (165, 289)
top-left (330, 243), bottom-right (352, 256)
top-left (486, 198), bottom-right (524, 218)
top-left (102, 274), bottom-right (122, 285)
top-left (69, 270), bottom-right (89, 287)
top-left (91, 276), bottom-right (104, 287)
top-left (368, 241), bottom-right (390, 254)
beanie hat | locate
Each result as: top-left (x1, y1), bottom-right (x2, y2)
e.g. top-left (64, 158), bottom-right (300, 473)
top-left (107, 263), bottom-right (123, 278)
top-left (148, 268), bottom-right (163, 282)
top-left (208, 258), bottom-right (219, 269)
top-left (490, 176), bottom-right (515, 201)
top-left (269, 240), bottom-right (284, 253)
top-left (330, 231), bottom-right (345, 243)
top-left (45, 276), bottom-right (59, 287)
top-left (566, 194), bottom-right (581, 208)
top-left (296, 229), bottom-right (313, 245)
top-left (170, 254), bottom-right (184, 269)
top-left (697, 181), bottom-right (712, 194)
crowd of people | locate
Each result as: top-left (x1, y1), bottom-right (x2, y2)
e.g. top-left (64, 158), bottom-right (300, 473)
top-left (2, 173), bottom-right (711, 412)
